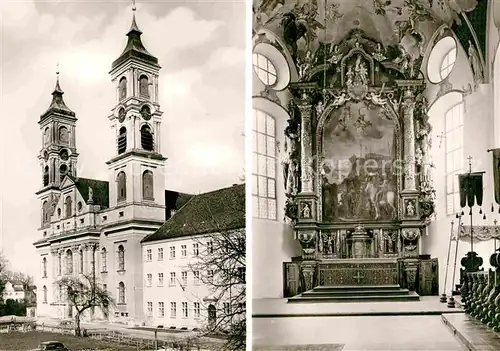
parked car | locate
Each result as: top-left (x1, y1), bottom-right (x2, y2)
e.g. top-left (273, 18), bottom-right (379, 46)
top-left (31, 341), bottom-right (70, 351)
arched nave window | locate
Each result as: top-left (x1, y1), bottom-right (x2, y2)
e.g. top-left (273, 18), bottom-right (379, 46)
top-left (42, 257), bottom-right (47, 278)
top-left (445, 102), bottom-right (464, 215)
top-left (252, 109), bottom-right (277, 220)
top-left (42, 286), bottom-right (47, 303)
top-left (101, 247), bottom-right (107, 272)
top-left (117, 245), bottom-right (125, 271)
top-left (118, 282), bottom-right (125, 304)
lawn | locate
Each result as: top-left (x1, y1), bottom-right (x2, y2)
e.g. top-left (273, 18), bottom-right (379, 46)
top-left (0, 331), bottom-right (142, 350)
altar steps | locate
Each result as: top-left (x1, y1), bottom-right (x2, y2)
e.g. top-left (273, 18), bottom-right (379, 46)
top-left (288, 285), bottom-right (420, 303)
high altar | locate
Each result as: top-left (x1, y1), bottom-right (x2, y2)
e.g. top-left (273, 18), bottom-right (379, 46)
top-left (280, 28), bottom-right (438, 298)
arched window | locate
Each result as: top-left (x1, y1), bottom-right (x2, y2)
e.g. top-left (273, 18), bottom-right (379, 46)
top-left (117, 172), bottom-right (127, 202)
top-left (44, 127), bottom-right (50, 145)
top-left (58, 253), bottom-right (62, 276)
top-left (118, 127), bottom-right (127, 154)
top-left (59, 126), bottom-right (69, 144)
top-left (66, 249), bottom-right (73, 275)
top-left (142, 170), bottom-right (154, 200)
top-left (253, 53), bottom-right (277, 86)
top-left (445, 103), bottom-right (464, 215)
top-left (65, 196), bottom-right (72, 217)
top-left (101, 247), bottom-right (107, 272)
top-left (43, 166), bottom-right (49, 186)
top-left (60, 164), bottom-right (68, 182)
top-left (79, 249), bottom-right (84, 273)
top-left (119, 77), bottom-right (127, 100)
top-left (42, 257), bottom-right (47, 278)
top-left (117, 245), bottom-right (125, 271)
top-left (208, 304), bottom-right (216, 327)
top-left (118, 282), bottom-right (125, 304)
top-left (139, 75), bottom-right (149, 97)
top-left (42, 200), bottom-right (49, 224)
top-left (42, 286), bottom-right (47, 303)
top-left (252, 109), bottom-right (277, 220)
top-left (140, 125), bottom-right (154, 151)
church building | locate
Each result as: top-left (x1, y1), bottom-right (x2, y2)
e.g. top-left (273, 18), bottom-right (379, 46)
top-left (31, 9), bottom-right (239, 328)
top-left (252, 0), bottom-right (500, 306)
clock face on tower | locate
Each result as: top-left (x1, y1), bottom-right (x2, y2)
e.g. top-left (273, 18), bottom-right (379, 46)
top-left (118, 108), bottom-right (126, 123)
top-left (141, 105), bottom-right (151, 121)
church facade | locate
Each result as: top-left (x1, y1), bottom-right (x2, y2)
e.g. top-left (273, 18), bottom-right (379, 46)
top-left (33, 12), bottom-right (185, 324)
top-left (252, 0), bottom-right (500, 301)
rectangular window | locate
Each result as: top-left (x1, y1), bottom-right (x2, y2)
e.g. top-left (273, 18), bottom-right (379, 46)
top-left (181, 245), bottom-right (187, 257)
top-left (193, 271), bottom-right (200, 285)
top-left (193, 243), bottom-right (199, 256)
top-left (147, 302), bottom-right (153, 316)
top-left (445, 103), bottom-right (464, 215)
top-left (170, 272), bottom-right (176, 286)
top-left (158, 273), bottom-right (164, 286)
top-left (207, 241), bottom-right (213, 254)
top-left (169, 246), bottom-right (175, 259)
top-left (181, 271), bottom-right (188, 286)
top-left (158, 302), bottom-right (164, 317)
top-left (182, 302), bottom-right (188, 318)
top-left (146, 249), bottom-right (152, 261)
top-left (194, 302), bottom-right (200, 318)
top-left (170, 302), bottom-right (176, 318)
top-left (252, 109), bottom-right (277, 220)
top-left (146, 273), bottom-right (152, 287)
top-left (158, 248), bottom-right (164, 260)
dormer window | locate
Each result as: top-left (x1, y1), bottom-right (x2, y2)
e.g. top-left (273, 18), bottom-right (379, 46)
top-left (139, 75), bottom-right (149, 98)
top-left (141, 125), bottom-right (154, 151)
top-left (119, 77), bottom-right (127, 100)
top-left (65, 196), bottom-right (72, 217)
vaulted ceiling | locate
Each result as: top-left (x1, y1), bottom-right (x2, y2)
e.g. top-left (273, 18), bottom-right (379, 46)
top-left (254, 0), bottom-right (487, 67)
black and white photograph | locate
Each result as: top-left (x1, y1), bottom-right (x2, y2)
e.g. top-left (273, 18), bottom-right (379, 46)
top-left (252, 0), bottom-right (500, 350)
top-left (0, 0), bottom-right (245, 350)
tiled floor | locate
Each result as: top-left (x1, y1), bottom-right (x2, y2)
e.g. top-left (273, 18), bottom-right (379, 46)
top-left (253, 296), bottom-right (463, 317)
top-left (253, 315), bottom-right (464, 350)
top-left (442, 313), bottom-right (500, 351)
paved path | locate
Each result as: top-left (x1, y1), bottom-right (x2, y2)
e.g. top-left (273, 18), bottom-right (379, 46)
top-left (253, 315), bottom-right (465, 350)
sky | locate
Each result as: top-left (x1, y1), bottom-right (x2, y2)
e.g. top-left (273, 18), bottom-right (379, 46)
top-left (0, 0), bottom-right (246, 276)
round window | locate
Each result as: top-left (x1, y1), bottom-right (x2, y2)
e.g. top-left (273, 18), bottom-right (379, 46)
top-left (427, 36), bottom-right (458, 84)
top-left (253, 53), bottom-right (278, 86)
top-left (77, 202), bottom-right (83, 212)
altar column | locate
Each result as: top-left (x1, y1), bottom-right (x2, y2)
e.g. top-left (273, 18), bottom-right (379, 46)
top-left (297, 97), bottom-right (313, 194)
top-left (402, 89), bottom-right (416, 191)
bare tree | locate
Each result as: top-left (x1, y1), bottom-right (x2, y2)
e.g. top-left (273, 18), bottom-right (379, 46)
top-left (57, 273), bottom-right (115, 336)
top-left (187, 194), bottom-right (246, 350)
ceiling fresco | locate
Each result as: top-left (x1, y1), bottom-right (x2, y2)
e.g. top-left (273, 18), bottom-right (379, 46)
top-left (254, 0), bottom-right (484, 68)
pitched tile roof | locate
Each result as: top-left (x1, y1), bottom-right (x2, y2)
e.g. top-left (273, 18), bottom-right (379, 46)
top-left (70, 176), bottom-right (109, 209)
top-left (142, 184), bottom-right (245, 243)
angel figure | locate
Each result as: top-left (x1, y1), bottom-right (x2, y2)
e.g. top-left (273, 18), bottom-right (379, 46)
top-left (372, 43), bottom-right (387, 62)
top-left (354, 55), bottom-right (368, 85)
top-left (330, 92), bottom-right (351, 107)
top-left (298, 50), bottom-right (313, 79)
top-left (316, 101), bottom-right (325, 116)
top-left (468, 40), bottom-right (483, 86)
top-left (88, 187), bottom-right (94, 203)
top-left (328, 44), bottom-right (343, 64)
top-left (346, 66), bottom-right (354, 86)
top-left (367, 91), bottom-right (387, 106)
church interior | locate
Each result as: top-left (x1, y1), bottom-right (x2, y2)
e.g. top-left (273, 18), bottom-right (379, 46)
top-left (252, 0), bottom-right (500, 349)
